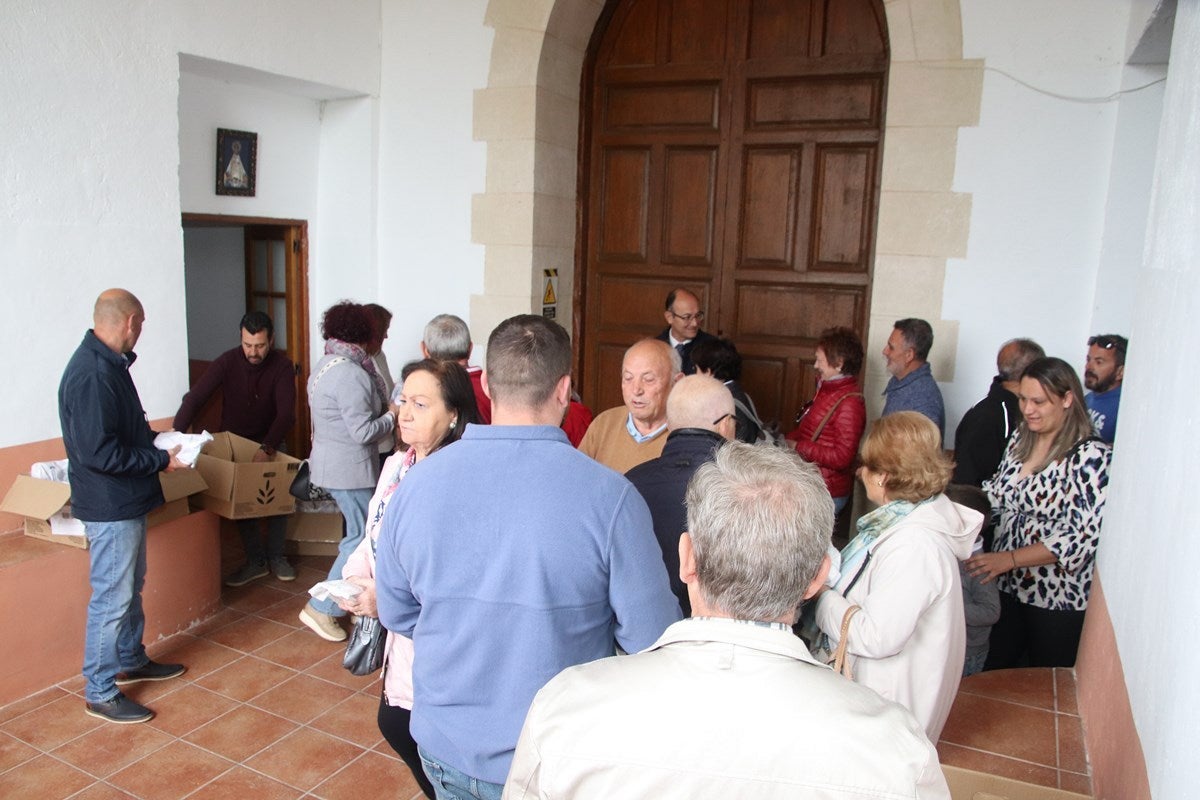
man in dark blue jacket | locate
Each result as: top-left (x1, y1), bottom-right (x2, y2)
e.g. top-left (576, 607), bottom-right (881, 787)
top-left (59, 289), bottom-right (188, 724)
top-left (626, 374), bottom-right (736, 615)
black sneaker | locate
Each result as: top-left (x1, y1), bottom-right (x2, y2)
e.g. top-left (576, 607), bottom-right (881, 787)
top-left (85, 693), bottom-right (154, 724)
top-left (224, 561), bottom-right (269, 587)
top-left (115, 660), bottom-right (186, 686)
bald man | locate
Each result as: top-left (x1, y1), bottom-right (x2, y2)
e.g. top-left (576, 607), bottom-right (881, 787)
top-left (59, 289), bottom-right (188, 725)
top-left (578, 339), bottom-right (682, 473)
top-left (625, 374), bottom-right (736, 615)
top-left (655, 288), bottom-right (718, 374)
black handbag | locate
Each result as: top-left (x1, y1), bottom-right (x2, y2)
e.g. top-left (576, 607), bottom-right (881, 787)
top-left (343, 615), bottom-right (386, 676)
top-left (289, 460), bottom-right (329, 501)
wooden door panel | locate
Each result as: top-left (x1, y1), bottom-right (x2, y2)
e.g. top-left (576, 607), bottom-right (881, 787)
top-left (581, 0), bottom-right (886, 428)
top-left (811, 145), bottom-right (876, 271)
top-left (605, 83), bottom-right (720, 130)
top-left (747, 77), bottom-right (882, 129)
top-left (730, 283), bottom-right (864, 342)
top-left (738, 147), bottom-right (801, 268)
top-left (598, 149), bottom-right (651, 261)
top-left (822, 0), bottom-right (888, 56)
top-left (739, 356), bottom-right (788, 424)
top-left (662, 147), bottom-right (718, 265)
top-left (747, 0), bottom-right (814, 60)
top-left (666, 0), bottom-right (730, 64)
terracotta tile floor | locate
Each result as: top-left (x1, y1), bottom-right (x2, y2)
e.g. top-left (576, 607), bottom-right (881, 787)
top-left (938, 667), bottom-right (1092, 795)
top-left (0, 551), bottom-right (425, 800)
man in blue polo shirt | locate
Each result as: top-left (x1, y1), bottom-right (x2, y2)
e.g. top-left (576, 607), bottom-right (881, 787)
top-left (1083, 333), bottom-right (1127, 444)
top-left (375, 314), bottom-right (681, 799)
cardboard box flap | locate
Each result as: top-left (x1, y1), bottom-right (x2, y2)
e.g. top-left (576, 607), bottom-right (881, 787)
top-left (1, 474), bottom-right (72, 519)
top-left (159, 468), bottom-right (207, 502)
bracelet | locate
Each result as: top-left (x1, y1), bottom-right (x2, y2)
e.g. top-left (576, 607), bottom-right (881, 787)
top-left (1010, 551), bottom-right (1018, 570)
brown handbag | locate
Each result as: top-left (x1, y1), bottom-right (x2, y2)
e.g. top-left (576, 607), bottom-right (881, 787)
top-left (831, 605), bottom-right (862, 679)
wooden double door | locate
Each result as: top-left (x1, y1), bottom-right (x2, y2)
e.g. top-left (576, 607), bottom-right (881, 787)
top-left (578, 0), bottom-right (889, 428)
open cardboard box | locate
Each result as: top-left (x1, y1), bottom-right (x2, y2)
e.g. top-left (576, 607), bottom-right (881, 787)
top-left (943, 765), bottom-right (1090, 800)
top-left (0, 469), bottom-right (209, 550)
top-left (285, 499), bottom-right (343, 557)
top-left (191, 432), bottom-right (301, 519)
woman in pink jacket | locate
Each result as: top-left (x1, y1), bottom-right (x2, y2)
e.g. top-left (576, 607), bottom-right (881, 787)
top-left (338, 358), bottom-right (479, 798)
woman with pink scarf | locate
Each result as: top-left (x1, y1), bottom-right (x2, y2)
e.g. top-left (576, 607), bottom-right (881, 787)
top-left (338, 358), bottom-right (479, 798)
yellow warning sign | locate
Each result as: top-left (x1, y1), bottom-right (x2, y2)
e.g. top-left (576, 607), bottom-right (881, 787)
top-left (543, 279), bottom-right (557, 305)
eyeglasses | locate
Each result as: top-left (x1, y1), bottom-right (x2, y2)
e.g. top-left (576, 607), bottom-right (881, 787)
top-left (1087, 335), bottom-right (1127, 355)
top-left (712, 412), bottom-right (733, 426)
top-left (670, 310), bottom-right (705, 323)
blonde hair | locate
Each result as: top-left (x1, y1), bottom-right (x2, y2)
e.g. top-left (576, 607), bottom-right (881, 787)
top-left (860, 412), bottom-right (952, 502)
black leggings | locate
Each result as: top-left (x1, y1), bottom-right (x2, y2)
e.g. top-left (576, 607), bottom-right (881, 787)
top-left (378, 696), bottom-right (436, 799)
top-left (985, 591), bottom-right (1086, 669)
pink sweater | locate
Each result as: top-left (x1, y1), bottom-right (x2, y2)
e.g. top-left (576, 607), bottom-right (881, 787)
top-left (343, 450), bottom-right (415, 708)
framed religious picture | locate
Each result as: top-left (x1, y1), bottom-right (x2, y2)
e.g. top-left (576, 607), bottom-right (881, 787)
top-left (215, 128), bottom-right (257, 196)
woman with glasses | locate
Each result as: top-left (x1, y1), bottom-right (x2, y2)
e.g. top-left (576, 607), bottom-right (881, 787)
top-left (965, 357), bottom-right (1111, 668)
top-left (811, 412), bottom-right (983, 740)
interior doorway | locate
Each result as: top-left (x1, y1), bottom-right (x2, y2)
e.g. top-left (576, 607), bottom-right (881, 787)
top-left (180, 213), bottom-right (311, 457)
top-left (577, 0), bottom-right (889, 426)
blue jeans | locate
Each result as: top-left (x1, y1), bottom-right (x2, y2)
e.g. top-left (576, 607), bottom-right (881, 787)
top-left (963, 650), bottom-right (988, 677)
top-left (82, 517), bottom-right (150, 703)
top-left (832, 495), bottom-right (849, 514)
top-left (310, 487), bottom-right (373, 617)
top-left (236, 514), bottom-right (288, 563)
top-left (419, 748), bottom-right (504, 800)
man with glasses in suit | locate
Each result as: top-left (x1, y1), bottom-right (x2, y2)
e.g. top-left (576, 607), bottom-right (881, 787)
top-left (656, 288), bottom-right (717, 375)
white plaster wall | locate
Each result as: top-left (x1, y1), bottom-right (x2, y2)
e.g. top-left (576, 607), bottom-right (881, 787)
top-left (0, 0), bottom-right (380, 448)
top-left (941, 0), bottom-right (1130, 438)
top-left (182, 228), bottom-right (244, 360)
top-left (311, 96), bottom-right (381, 368)
top-left (1101, 3), bottom-right (1200, 794)
top-left (1092, 64), bottom-right (1166, 334)
top-left (375, 0), bottom-right (492, 369)
top-left (178, 73), bottom-right (323, 218)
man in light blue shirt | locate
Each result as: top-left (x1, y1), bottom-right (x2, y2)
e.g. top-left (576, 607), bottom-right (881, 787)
top-left (375, 315), bottom-right (682, 799)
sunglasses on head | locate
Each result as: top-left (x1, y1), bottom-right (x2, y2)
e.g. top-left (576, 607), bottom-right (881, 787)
top-left (1088, 335), bottom-right (1126, 354)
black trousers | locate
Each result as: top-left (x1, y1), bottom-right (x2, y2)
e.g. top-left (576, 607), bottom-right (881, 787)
top-left (378, 696), bottom-right (436, 799)
top-left (985, 591), bottom-right (1086, 670)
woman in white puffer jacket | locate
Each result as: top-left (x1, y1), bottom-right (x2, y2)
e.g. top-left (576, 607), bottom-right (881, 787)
top-left (813, 412), bottom-right (983, 741)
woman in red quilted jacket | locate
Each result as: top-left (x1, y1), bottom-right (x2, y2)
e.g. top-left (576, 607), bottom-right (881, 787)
top-left (786, 327), bottom-right (867, 513)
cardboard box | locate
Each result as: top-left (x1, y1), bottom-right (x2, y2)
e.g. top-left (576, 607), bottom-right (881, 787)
top-left (191, 432), bottom-right (301, 519)
top-left (943, 766), bottom-right (1090, 800)
top-left (0, 469), bottom-right (209, 550)
top-left (285, 500), bottom-right (343, 557)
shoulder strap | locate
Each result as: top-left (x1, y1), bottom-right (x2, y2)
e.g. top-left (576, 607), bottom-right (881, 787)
top-left (311, 356), bottom-right (349, 388)
top-left (810, 392), bottom-right (863, 442)
top-left (306, 357), bottom-right (350, 442)
top-left (832, 605), bottom-right (862, 678)
top-left (732, 395), bottom-right (765, 432)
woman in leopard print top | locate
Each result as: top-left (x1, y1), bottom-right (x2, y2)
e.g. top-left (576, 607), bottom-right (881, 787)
top-left (966, 357), bottom-right (1110, 668)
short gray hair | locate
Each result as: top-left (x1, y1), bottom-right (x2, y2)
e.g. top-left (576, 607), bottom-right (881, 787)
top-left (423, 314), bottom-right (472, 361)
top-left (997, 338), bottom-right (1045, 381)
top-left (685, 443), bottom-right (832, 621)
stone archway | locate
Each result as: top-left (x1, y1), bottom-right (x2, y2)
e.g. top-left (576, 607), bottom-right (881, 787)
top-left (473, 0), bottom-right (981, 412)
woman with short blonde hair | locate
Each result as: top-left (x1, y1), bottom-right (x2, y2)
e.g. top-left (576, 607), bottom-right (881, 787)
top-left (812, 411), bottom-right (982, 740)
